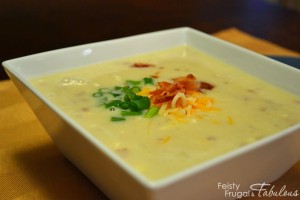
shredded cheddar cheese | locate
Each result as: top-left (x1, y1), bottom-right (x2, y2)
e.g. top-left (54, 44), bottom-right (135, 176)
top-left (137, 87), bottom-right (152, 96)
top-left (171, 92), bottom-right (187, 108)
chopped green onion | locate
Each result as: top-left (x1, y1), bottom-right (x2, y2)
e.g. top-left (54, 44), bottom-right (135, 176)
top-left (131, 96), bottom-right (150, 110)
top-left (128, 101), bottom-right (138, 111)
top-left (124, 92), bottom-right (136, 101)
top-left (121, 111), bottom-right (142, 116)
top-left (93, 77), bottom-right (158, 121)
top-left (110, 91), bottom-right (122, 97)
top-left (111, 117), bottom-right (126, 121)
top-left (144, 106), bottom-right (159, 118)
top-left (143, 77), bottom-right (154, 85)
top-left (119, 102), bottom-right (130, 109)
top-left (92, 92), bottom-right (103, 97)
top-left (102, 93), bottom-right (115, 100)
top-left (130, 86), bottom-right (141, 94)
top-left (105, 100), bottom-right (121, 108)
top-left (114, 86), bottom-right (122, 90)
top-left (99, 88), bottom-right (111, 93)
top-left (122, 86), bottom-right (130, 93)
top-left (126, 80), bottom-right (141, 86)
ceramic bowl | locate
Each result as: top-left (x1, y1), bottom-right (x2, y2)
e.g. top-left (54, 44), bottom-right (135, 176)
top-left (3, 27), bottom-right (300, 200)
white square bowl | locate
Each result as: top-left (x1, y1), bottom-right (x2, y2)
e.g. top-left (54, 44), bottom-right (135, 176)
top-left (3, 27), bottom-right (300, 200)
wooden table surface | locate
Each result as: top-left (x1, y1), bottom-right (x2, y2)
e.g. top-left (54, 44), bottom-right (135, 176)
top-left (1, 0), bottom-right (300, 80)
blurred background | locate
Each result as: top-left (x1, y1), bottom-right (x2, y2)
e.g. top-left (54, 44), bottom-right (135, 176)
top-left (1, 0), bottom-right (300, 80)
top-left (267, 0), bottom-right (300, 11)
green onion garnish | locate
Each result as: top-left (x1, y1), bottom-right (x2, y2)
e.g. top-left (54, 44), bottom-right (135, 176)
top-left (119, 102), bottom-right (130, 110)
top-left (121, 111), bottom-right (142, 116)
top-left (130, 86), bottom-right (141, 94)
top-left (111, 117), bottom-right (126, 121)
top-left (124, 92), bottom-right (137, 101)
top-left (93, 77), bottom-right (158, 121)
top-left (144, 106), bottom-right (159, 118)
top-left (131, 96), bottom-right (150, 110)
top-left (105, 100), bottom-right (121, 108)
top-left (114, 86), bottom-right (122, 90)
top-left (143, 77), bottom-right (154, 85)
top-left (92, 92), bottom-right (103, 97)
top-left (126, 80), bottom-right (141, 86)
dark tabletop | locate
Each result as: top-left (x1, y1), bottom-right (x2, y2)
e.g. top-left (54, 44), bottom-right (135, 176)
top-left (1, 0), bottom-right (300, 80)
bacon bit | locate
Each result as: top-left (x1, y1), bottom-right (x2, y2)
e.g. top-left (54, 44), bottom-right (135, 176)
top-left (151, 74), bottom-right (159, 78)
top-left (200, 81), bottom-right (214, 91)
top-left (132, 62), bottom-right (154, 68)
top-left (151, 71), bottom-right (160, 79)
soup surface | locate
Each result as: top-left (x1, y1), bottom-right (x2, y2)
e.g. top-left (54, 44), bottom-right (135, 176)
top-left (30, 45), bottom-right (300, 180)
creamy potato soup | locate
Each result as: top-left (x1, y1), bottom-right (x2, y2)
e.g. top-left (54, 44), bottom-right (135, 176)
top-left (30, 45), bottom-right (300, 180)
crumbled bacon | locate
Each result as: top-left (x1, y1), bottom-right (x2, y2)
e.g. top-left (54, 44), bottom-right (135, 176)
top-left (200, 81), bottom-right (214, 90)
top-left (149, 74), bottom-right (214, 106)
top-left (132, 62), bottom-right (154, 68)
top-left (151, 74), bottom-right (159, 78)
top-left (150, 71), bottom-right (160, 79)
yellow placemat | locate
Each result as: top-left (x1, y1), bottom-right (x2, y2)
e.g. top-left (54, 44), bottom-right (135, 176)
top-left (1, 28), bottom-right (299, 200)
